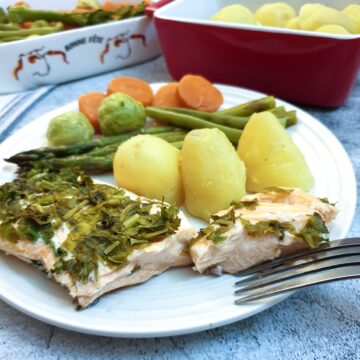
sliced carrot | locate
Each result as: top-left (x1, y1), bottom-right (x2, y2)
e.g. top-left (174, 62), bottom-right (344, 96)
top-left (21, 21), bottom-right (32, 29)
top-left (178, 74), bottom-right (223, 112)
top-left (152, 83), bottom-right (185, 108)
top-left (102, 1), bottom-right (119, 10)
top-left (107, 77), bottom-right (153, 107)
top-left (78, 92), bottom-right (105, 133)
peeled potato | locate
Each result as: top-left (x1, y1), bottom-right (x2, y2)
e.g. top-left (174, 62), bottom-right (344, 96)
top-left (299, 3), bottom-right (323, 19)
top-left (211, 4), bottom-right (256, 25)
top-left (255, 3), bottom-right (296, 28)
top-left (299, 4), bottom-right (357, 34)
top-left (180, 128), bottom-right (246, 221)
top-left (316, 24), bottom-right (350, 35)
top-left (237, 111), bottom-right (314, 193)
top-left (286, 17), bottom-right (300, 29)
top-left (342, 4), bottom-right (360, 33)
top-left (113, 135), bottom-right (184, 205)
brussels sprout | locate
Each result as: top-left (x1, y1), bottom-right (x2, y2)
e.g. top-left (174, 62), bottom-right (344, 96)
top-left (46, 111), bottom-right (94, 147)
top-left (98, 93), bottom-right (146, 136)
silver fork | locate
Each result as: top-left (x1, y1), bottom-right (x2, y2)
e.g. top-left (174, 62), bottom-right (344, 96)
top-left (234, 237), bottom-right (360, 304)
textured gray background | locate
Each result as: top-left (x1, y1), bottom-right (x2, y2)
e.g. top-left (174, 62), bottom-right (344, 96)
top-left (0, 57), bottom-right (359, 360)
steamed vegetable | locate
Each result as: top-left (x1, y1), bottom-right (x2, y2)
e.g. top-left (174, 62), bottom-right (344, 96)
top-left (47, 111), bottom-right (94, 147)
top-left (237, 111), bottom-right (314, 192)
top-left (177, 75), bottom-right (223, 112)
top-left (12, 129), bottom-right (187, 174)
top-left (218, 96), bottom-right (276, 116)
top-left (286, 17), bottom-right (300, 29)
top-left (180, 128), bottom-right (246, 221)
top-left (156, 106), bottom-right (297, 129)
top-left (211, 4), bottom-right (256, 25)
top-left (114, 135), bottom-right (184, 205)
top-left (255, 3), bottom-right (296, 28)
top-left (78, 92), bottom-right (105, 133)
top-left (342, 5), bottom-right (360, 33)
top-left (153, 83), bottom-right (184, 108)
top-left (0, 1), bottom-right (147, 43)
top-left (315, 24), bottom-right (350, 35)
top-left (8, 2), bottom-right (147, 25)
top-left (107, 77), bottom-right (154, 107)
top-left (98, 93), bottom-right (145, 135)
top-left (7, 126), bottom-right (178, 163)
top-left (299, 4), bottom-right (357, 34)
top-left (211, 3), bottom-right (360, 34)
top-left (76, 0), bottom-right (101, 10)
top-left (145, 107), bottom-right (242, 144)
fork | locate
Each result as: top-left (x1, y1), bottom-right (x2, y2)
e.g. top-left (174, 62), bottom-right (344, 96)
top-left (234, 237), bottom-right (360, 304)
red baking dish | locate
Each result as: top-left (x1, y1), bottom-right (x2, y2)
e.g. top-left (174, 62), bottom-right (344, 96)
top-left (152, 0), bottom-right (360, 107)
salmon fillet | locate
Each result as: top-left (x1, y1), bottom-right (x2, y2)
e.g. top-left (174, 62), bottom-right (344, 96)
top-left (190, 188), bottom-right (337, 275)
top-left (0, 172), bottom-right (196, 308)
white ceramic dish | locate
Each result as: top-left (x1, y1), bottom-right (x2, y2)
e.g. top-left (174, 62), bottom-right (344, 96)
top-left (0, 83), bottom-right (356, 337)
top-left (0, 0), bottom-right (161, 94)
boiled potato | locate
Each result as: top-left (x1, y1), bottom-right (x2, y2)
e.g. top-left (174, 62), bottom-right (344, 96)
top-left (237, 111), bottom-right (314, 193)
top-left (286, 17), bottom-right (300, 30)
top-left (113, 135), bottom-right (184, 205)
top-left (342, 5), bottom-right (360, 33)
top-left (299, 3), bottom-right (323, 19)
top-left (299, 4), bottom-right (357, 34)
top-left (211, 5), bottom-right (256, 25)
top-left (255, 3), bottom-right (296, 28)
top-left (180, 129), bottom-right (246, 221)
top-left (316, 24), bottom-right (350, 35)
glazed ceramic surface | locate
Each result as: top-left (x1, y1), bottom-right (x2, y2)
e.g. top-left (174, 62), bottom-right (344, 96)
top-left (0, 83), bottom-right (355, 337)
top-left (0, 0), bottom-right (161, 94)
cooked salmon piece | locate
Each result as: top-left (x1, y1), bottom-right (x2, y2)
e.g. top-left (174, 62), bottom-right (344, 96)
top-left (190, 188), bottom-right (337, 275)
top-left (0, 172), bottom-right (196, 309)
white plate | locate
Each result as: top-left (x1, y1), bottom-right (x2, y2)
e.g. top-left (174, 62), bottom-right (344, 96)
top-left (0, 83), bottom-right (356, 337)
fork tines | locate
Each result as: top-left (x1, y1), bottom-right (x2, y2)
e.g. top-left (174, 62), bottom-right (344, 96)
top-left (234, 237), bottom-right (360, 304)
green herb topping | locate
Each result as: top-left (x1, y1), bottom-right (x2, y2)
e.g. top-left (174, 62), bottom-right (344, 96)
top-left (231, 199), bottom-right (259, 210)
top-left (296, 212), bottom-right (329, 248)
top-left (319, 197), bottom-right (336, 206)
top-left (191, 199), bottom-right (329, 250)
top-left (0, 167), bottom-right (181, 283)
top-left (240, 217), bottom-right (295, 240)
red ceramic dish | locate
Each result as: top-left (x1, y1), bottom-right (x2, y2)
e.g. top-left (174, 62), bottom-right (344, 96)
top-left (153, 0), bottom-right (360, 107)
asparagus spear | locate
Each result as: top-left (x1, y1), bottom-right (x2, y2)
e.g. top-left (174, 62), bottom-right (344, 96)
top-left (218, 96), bottom-right (276, 116)
top-left (34, 154), bottom-right (114, 173)
top-left (24, 134), bottom-right (186, 173)
top-left (6, 126), bottom-right (177, 165)
top-left (145, 107), bottom-right (242, 144)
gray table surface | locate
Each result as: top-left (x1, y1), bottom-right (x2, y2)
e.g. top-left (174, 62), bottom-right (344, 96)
top-left (0, 57), bottom-right (359, 360)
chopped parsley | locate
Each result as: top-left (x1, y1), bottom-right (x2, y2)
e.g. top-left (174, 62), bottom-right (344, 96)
top-left (0, 167), bottom-right (181, 284)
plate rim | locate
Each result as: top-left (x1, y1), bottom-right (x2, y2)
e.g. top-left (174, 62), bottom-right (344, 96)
top-left (0, 83), bottom-right (356, 337)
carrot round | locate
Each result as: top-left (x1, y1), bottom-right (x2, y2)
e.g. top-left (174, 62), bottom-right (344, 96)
top-left (102, 1), bottom-right (119, 10)
top-left (78, 92), bottom-right (105, 133)
top-left (178, 75), bottom-right (223, 112)
top-left (107, 77), bottom-right (153, 107)
top-left (152, 82), bottom-right (184, 108)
